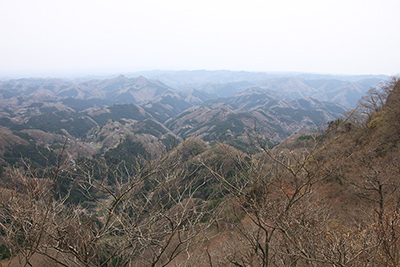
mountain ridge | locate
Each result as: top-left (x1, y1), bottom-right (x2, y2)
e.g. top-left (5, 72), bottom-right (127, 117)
top-left (0, 73), bottom-right (384, 160)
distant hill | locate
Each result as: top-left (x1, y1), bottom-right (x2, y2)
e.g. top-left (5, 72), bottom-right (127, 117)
top-left (254, 77), bottom-right (384, 107)
top-left (0, 75), bottom-right (174, 106)
top-left (176, 88), bottom-right (214, 105)
top-left (0, 73), bottom-right (360, 157)
top-left (124, 70), bottom-right (388, 107)
top-left (165, 92), bottom-right (345, 144)
top-left (0, 72), bottom-right (388, 109)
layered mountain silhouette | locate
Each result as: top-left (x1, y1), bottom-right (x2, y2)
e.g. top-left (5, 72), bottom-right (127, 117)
top-left (0, 71), bottom-right (388, 157)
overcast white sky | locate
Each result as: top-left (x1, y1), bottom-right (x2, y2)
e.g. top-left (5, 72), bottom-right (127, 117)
top-left (1, 0), bottom-right (399, 78)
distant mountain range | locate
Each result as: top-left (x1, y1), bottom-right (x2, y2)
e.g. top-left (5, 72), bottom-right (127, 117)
top-left (0, 71), bottom-right (387, 108)
top-left (0, 71), bottom-right (389, 160)
top-left (124, 70), bottom-right (388, 107)
top-left (0, 75), bottom-right (174, 104)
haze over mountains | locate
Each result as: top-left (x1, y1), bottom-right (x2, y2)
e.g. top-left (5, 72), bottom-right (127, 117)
top-left (0, 70), bottom-right (389, 162)
top-left (0, 70), bottom-right (387, 106)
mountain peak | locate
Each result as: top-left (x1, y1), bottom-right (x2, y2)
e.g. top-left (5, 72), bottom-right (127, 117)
top-left (135, 75), bottom-right (148, 83)
top-left (115, 74), bottom-right (128, 81)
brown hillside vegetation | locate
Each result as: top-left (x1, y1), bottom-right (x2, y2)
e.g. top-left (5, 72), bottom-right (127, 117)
top-left (0, 131), bottom-right (29, 156)
top-left (0, 78), bottom-right (400, 266)
top-left (178, 77), bottom-right (400, 266)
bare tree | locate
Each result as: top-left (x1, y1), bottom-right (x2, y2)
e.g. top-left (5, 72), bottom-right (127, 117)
top-left (0, 140), bottom-right (216, 266)
top-left (200, 127), bottom-right (323, 266)
top-left (201, 121), bottom-right (378, 267)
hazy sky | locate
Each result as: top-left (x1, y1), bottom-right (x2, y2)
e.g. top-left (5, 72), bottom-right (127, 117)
top-left (1, 0), bottom-right (399, 77)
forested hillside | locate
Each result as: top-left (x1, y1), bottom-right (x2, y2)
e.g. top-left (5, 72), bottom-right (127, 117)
top-left (0, 74), bottom-right (352, 167)
top-left (0, 75), bottom-right (398, 266)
